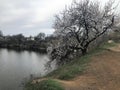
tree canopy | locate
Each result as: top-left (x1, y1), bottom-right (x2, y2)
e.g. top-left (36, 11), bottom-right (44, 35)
top-left (50, 0), bottom-right (118, 65)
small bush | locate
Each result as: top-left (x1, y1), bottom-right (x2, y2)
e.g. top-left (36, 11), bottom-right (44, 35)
top-left (25, 79), bottom-right (64, 90)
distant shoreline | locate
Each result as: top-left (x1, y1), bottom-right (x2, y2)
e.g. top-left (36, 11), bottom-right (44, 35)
top-left (0, 46), bottom-right (47, 53)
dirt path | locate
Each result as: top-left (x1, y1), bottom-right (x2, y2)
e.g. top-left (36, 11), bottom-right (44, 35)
top-left (56, 44), bottom-right (120, 90)
top-left (33, 44), bottom-right (120, 90)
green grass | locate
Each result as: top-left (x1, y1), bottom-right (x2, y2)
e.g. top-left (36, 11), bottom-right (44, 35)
top-left (102, 42), bottom-right (117, 49)
top-left (25, 42), bottom-right (118, 90)
top-left (46, 42), bottom-right (117, 80)
top-left (46, 56), bottom-right (87, 80)
top-left (25, 79), bottom-right (64, 90)
top-left (46, 45), bottom-right (105, 80)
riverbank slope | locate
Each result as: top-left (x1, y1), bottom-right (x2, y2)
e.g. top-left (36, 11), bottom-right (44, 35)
top-left (56, 43), bottom-right (120, 90)
top-left (26, 42), bottom-right (120, 90)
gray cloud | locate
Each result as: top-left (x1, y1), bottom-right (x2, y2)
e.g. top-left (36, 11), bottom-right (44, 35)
top-left (0, 0), bottom-right (119, 36)
top-left (0, 0), bottom-right (75, 36)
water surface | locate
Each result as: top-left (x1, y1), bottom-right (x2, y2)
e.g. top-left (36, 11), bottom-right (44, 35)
top-left (0, 48), bottom-right (50, 90)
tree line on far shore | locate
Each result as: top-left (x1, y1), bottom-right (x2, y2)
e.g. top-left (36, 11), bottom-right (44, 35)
top-left (0, 31), bottom-right (55, 53)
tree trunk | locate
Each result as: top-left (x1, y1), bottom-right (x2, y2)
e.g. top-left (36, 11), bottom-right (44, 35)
top-left (81, 48), bottom-right (87, 55)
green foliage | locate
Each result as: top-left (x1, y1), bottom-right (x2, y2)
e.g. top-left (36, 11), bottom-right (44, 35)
top-left (25, 79), bottom-right (64, 90)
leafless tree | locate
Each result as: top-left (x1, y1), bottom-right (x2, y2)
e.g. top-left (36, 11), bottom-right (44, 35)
top-left (53, 0), bottom-right (117, 55)
top-left (47, 0), bottom-right (119, 65)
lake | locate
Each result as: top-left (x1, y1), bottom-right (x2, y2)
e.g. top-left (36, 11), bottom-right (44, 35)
top-left (0, 48), bottom-right (50, 90)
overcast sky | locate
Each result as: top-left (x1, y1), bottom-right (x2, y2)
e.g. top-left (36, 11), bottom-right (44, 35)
top-left (0, 0), bottom-right (119, 36)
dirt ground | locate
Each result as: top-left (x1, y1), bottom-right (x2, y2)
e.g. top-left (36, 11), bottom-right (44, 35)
top-left (33, 44), bottom-right (120, 90)
top-left (57, 44), bottom-right (120, 90)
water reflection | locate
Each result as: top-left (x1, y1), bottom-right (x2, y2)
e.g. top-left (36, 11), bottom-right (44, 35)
top-left (0, 49), bottom-right (50, 90)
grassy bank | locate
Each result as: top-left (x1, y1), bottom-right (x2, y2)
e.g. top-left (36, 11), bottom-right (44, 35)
top-left (25, 79), bottom-right (64, 90)
top-left (46, 45), bottom-right (103, 80)
top-left (25, 42), bottom-right (117, 90)
top-left (46, 42), bottom-right (118, 80)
